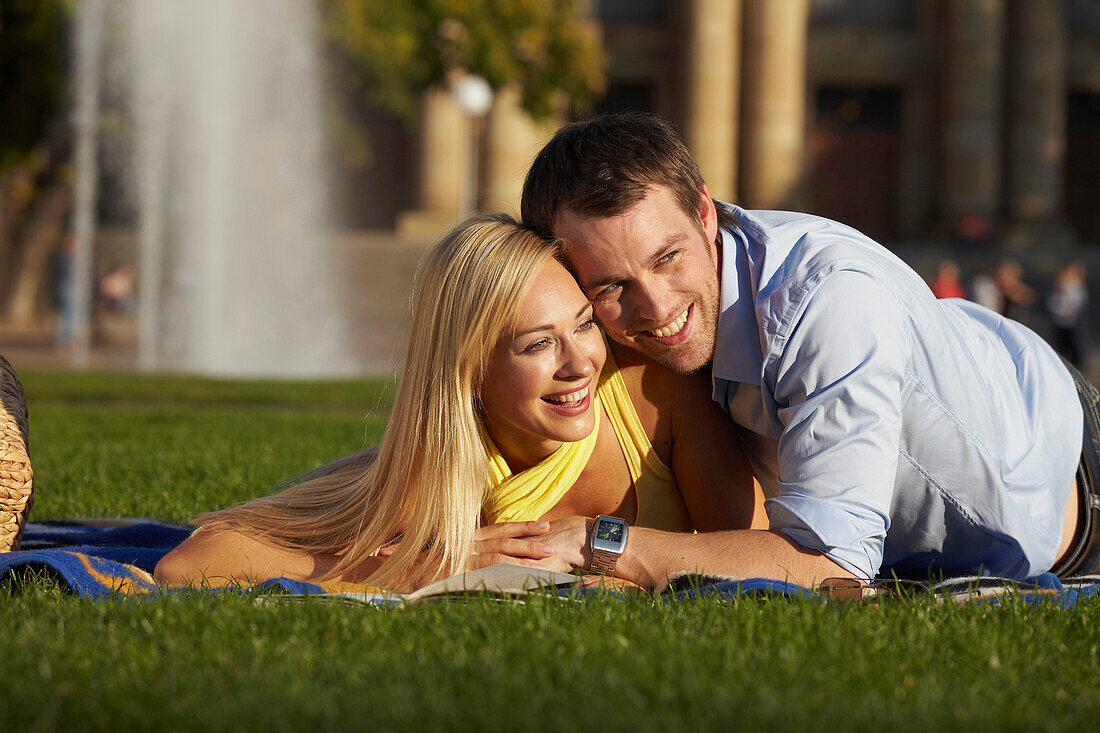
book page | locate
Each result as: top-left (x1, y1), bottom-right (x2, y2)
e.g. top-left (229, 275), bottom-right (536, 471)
top-left (404, 563), bottom-right (579, 602)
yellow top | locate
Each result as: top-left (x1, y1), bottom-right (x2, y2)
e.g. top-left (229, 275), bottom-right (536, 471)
top-left (484, 350), bottom-right (693, 532)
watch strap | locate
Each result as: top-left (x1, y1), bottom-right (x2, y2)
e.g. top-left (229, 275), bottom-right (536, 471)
top-left (589, 547), bottom-right (619, 575)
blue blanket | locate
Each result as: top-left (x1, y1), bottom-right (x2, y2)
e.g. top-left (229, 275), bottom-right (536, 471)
top-left (4, 520), bottom-right (1100, 606)
top-left (664, 572), bottom-right (1100, 607)
top-left (2, 520), bottom-right (327, 598)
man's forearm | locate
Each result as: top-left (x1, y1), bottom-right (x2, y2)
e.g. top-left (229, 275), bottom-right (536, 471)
top-left (617, 527), bottom-right (855, 590)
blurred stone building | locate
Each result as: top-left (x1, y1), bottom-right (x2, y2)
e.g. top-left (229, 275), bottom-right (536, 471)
top-left (345, 0), bottom-right (1100, 248)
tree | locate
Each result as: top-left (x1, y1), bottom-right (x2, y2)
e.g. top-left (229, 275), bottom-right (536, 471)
top-left (0, 0), bottom-right (71, 321)
top-left (321, 0), bottom-right (604, 122)
top-left (0, 0), bottom-right (68, 171)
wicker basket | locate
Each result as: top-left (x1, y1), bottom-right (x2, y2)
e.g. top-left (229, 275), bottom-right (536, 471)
top-left (1, 355), bottom-right (32, 552)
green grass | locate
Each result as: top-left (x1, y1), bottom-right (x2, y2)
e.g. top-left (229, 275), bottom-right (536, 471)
top-left (19, 370), bottom-right (395, 521)
top-left (4, 369), bottom-right (1100, 731)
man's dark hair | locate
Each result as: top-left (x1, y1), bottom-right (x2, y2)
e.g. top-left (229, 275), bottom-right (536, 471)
top-left (520, 112), bottom-right (736, 236)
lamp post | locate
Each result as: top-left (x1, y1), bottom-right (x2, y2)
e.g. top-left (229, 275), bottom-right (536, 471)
top-left (451, 74), bottom-right (494, 219)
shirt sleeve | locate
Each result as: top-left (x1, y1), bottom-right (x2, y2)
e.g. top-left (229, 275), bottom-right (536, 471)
top-left (764, 270), bottom-right (910, 579)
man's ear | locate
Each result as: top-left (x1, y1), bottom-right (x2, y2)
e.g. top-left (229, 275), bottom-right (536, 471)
top-left (697, 184), bottom-right (719, 251)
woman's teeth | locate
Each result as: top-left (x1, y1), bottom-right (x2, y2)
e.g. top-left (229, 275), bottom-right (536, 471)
top-left (650, 307), bottom-right (689, 338)
top-left (543, 386), bottom-right (589, 404)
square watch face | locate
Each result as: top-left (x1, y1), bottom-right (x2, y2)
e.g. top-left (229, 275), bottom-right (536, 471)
top-left (592, 517), bottom-right (627, 554)
top-left (596, 520), bottom-right (624, 543)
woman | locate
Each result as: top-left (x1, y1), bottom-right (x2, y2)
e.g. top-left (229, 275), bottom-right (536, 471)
top-left (4, 215), bottom-right (763, 590)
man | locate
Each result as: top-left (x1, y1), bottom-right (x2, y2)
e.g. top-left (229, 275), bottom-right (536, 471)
top-left (521, 113), bottom-right (1100, 588)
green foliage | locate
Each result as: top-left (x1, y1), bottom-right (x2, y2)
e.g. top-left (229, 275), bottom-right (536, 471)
top-left (0, 0), bottom-right (70, 171)
top-left (322, 0), bottom-right (604, 122)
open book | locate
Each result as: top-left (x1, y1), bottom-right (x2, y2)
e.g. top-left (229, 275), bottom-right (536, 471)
top-left (313, 563), bottom-right (581, 607)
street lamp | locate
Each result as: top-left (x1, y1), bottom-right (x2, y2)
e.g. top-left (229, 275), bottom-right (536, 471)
top-left (452, 74), bottom-right (494, 218)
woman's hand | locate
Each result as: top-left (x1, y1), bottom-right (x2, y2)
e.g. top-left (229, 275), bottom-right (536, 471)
top-left (375, 521), bottom-right (553, 564)
top-left (526, 516), bottom-right (591, 574)
top-left (468, 521), bottom-right (557, 570)
top-left (373, 518), bottom-right (589, 575)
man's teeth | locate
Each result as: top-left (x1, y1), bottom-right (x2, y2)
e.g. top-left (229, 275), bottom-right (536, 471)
top-left (544, 386), bottom-right (589, 404)
top-left (650, 307), bottom-right (689, 338)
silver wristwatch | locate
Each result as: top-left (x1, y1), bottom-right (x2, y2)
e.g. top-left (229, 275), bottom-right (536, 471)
top-left (588, 515), bottom-right (629, 575)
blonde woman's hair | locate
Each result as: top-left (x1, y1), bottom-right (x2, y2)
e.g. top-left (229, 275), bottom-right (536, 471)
top-left (194, 213), bottom-right (559, 588)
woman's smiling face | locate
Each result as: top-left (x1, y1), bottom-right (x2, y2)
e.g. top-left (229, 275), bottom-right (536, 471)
top-left (480, 259), bottom-right (606, 472)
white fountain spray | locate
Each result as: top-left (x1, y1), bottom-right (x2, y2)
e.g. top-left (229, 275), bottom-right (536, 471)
top-left (78, 0), bottom-right (355, 377)
top-left (71, 0), bottom-right (106, 369)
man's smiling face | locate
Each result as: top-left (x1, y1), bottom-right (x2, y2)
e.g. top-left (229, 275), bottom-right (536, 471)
top-left (553, 185), bottom-right (721, 374)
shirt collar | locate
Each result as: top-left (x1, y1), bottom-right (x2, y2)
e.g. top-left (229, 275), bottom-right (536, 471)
top-left (712, 204), bottom-right (765, 386)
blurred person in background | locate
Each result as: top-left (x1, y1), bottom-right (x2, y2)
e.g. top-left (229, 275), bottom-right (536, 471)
top-left (969, 266), bottom-right (1002, 312)
top-left (52, 233), bottom-right (76, 353)
top-left (954, 213), bottom-right (992, 250)
top-left (993, 260), bottom-right (1035, 321)
top-left (929, 260), bottom-right (966, 300)
top-left (1048, 261), bottom-right (1089, 369)
top-left (99, 265), bottom-right (137, 315)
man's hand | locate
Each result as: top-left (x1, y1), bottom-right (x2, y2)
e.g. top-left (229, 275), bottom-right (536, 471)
top-left (516, 520), bottom-right (859, 590)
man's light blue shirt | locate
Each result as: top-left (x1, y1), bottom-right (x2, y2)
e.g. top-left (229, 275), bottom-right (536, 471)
top-left (712, 205), bottom-right (1082, 580)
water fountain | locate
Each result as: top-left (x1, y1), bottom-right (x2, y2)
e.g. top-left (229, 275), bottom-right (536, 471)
top-left (73, 0), bottom-right (356, 377)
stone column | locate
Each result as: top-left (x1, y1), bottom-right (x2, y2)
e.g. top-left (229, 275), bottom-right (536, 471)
top-left (897, 1), bottom-right (938, 240)
top-left (739, 0), bottom-right (810, 209)
top-left (1005, 0), bottom-right (1068, 246)
top-left (484, 85), bottom-right (561, 217)
top-left (684, 0), bottom-right (741, 202)
top-left (396, 86), bottom-right (469, 240)
top-left (939, 0), bottom-right (1005, 236)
